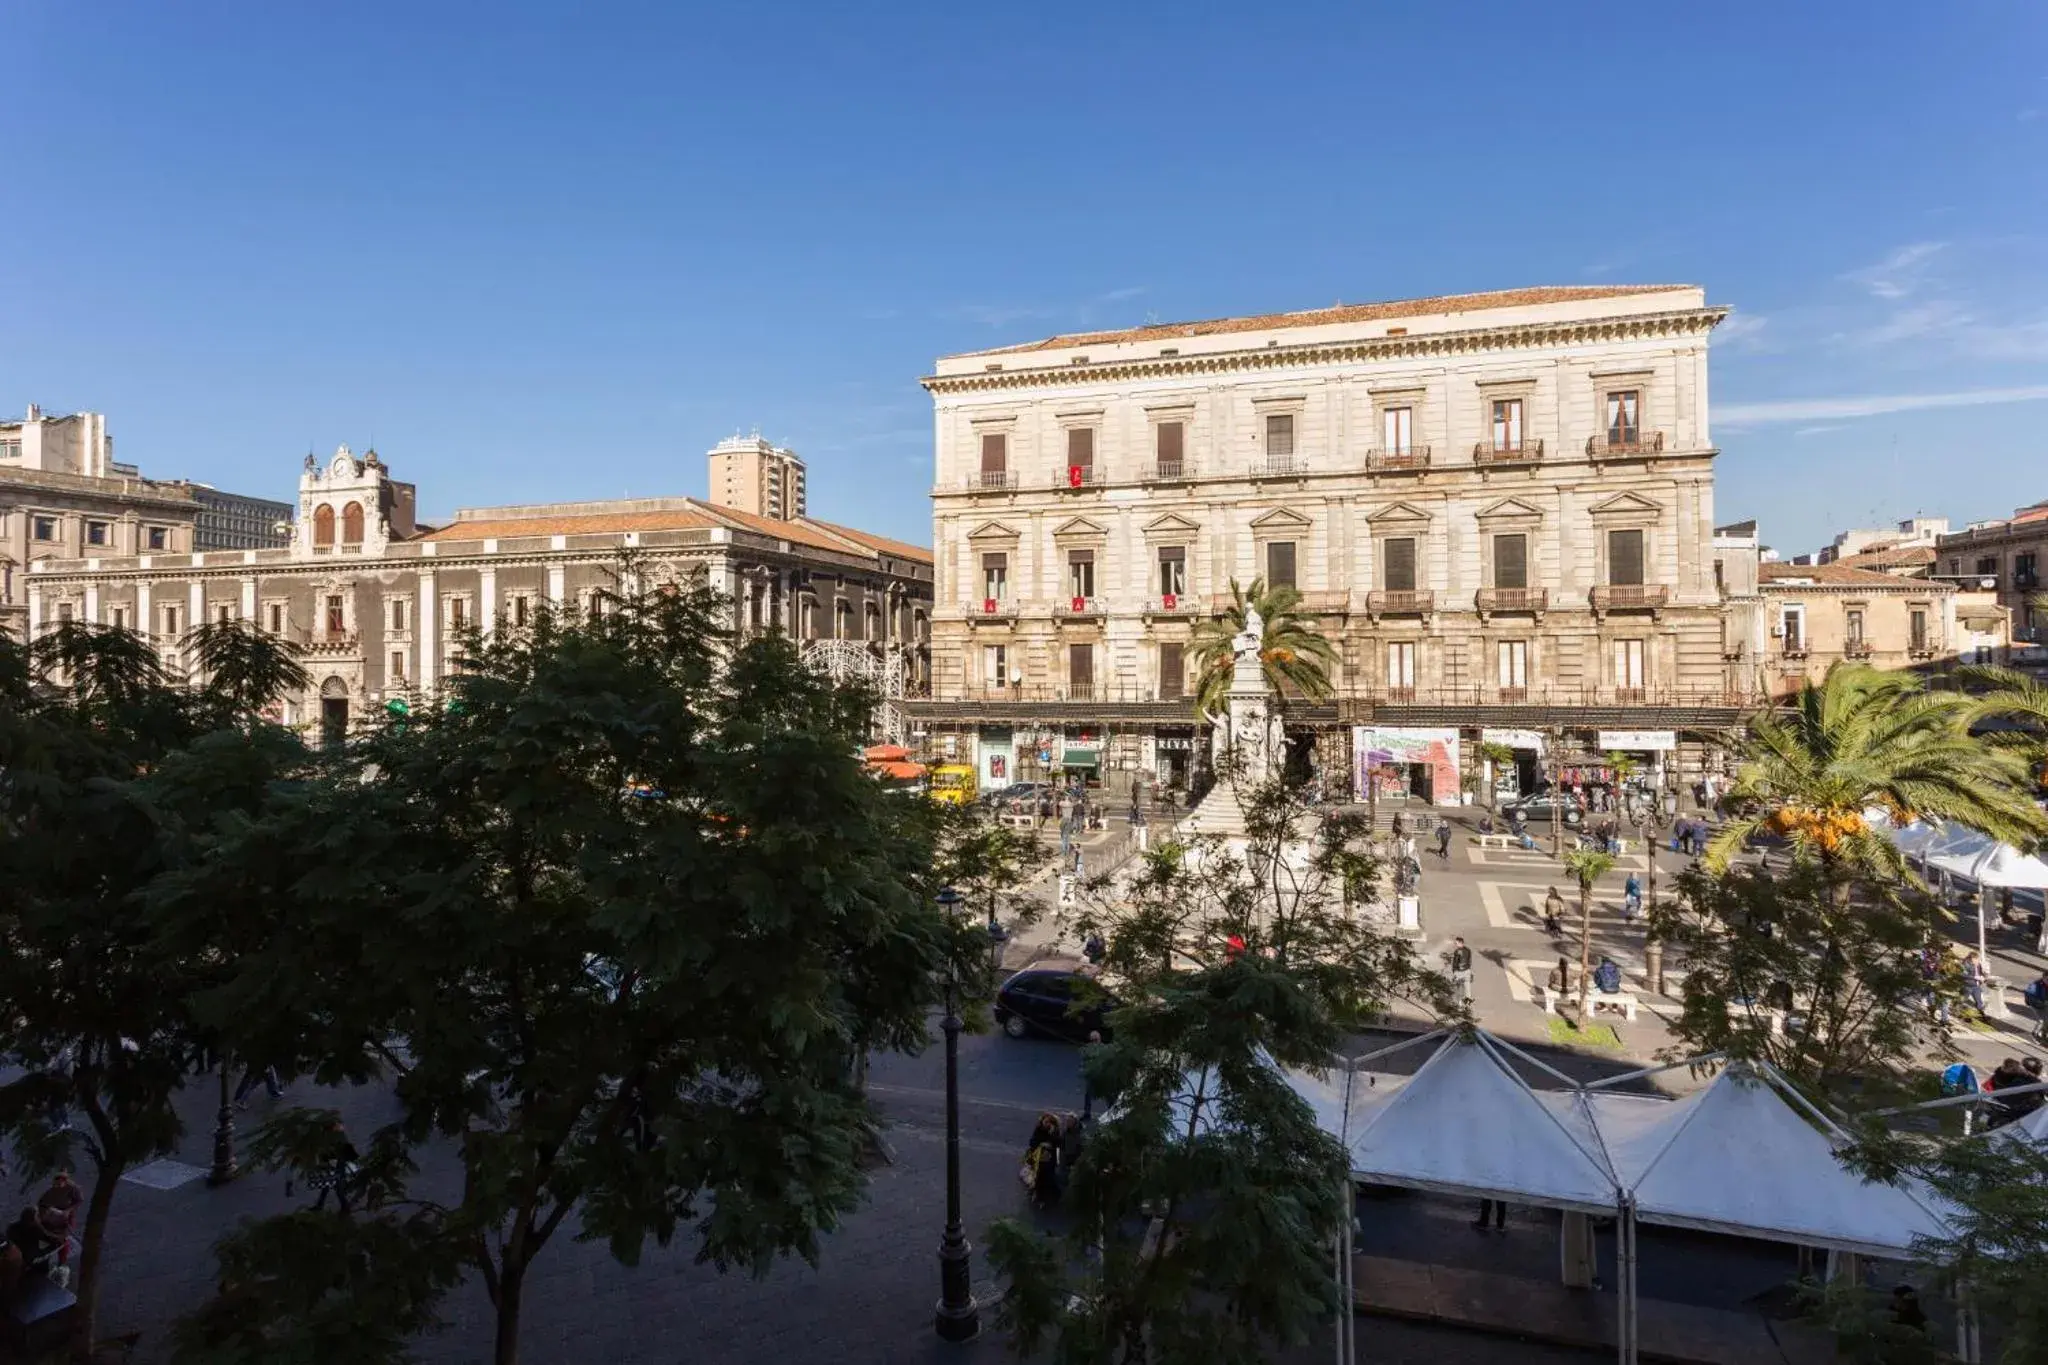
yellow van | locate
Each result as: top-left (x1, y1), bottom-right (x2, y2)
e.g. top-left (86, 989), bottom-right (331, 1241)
top-left (930, 764), bottom-right (977, 806)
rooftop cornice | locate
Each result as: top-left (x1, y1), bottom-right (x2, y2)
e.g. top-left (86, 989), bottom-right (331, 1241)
top-left (922, 308), bottom-right (1729, 396)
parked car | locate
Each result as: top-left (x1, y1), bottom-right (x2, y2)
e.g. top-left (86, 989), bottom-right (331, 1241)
top-left (984, 781), bottom-right (1047, 808)
top-left (994, 968), bottom-right (1116, 1042)
top-left (1501, 793), bottom-right (1584, 828)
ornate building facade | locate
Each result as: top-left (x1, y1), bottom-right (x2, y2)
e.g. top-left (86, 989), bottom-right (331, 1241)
top-left (908, 285), bottom-right (1741, 801)
top-left (24, 442), bottom-right (933, 743)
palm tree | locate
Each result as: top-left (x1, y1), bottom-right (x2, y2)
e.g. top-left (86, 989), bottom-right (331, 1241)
top-left (1954, 663), bottom-right (2048, 794)
top-left (185, 618), bottom-right (311, 723)
top-left (1186, 578), bottom-right (1337, 720)
top-left (1707, 663), bottom-right (2045, 883)
top-left (1563, 847), bottom-right (1616, 1018)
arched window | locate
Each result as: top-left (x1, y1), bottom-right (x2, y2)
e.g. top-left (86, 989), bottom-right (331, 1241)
top-left (313, 504), bottom-right (335, 547)
top-left (341, 501), bottom-right (365, 544)
top-left (865, 602), bottom-right (882, 641)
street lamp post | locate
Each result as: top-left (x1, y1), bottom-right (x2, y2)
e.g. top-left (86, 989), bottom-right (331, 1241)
top-left (934, 886), bottom-right (981, 1343)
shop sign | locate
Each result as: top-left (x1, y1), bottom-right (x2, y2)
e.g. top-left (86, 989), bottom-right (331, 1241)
top-left (1155, 736), bottom-right (1194, 752)
top-left (1597, 730), bottom-right (1676, 752)
top-left (1480, 728), bottom-right (1545, 753)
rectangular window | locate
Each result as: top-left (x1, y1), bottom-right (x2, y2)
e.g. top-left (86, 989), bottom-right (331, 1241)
top-left (325, 595), bottom-right (345, 634)
top-left (1382, 406), bottom-right (1412, 455)
top-left (1066, 427), bottom-right (1094, 471)
top-left (512, 595), bottom-right (529, 627)
top-left (1780, 606), bottom-right (1805, 650)
top-left (1492, 533), bottom-right (1527, 590)
top-left (1264, 413), bottom-right (1295, 458)
top-left (1387, 641), bottom-right (1416, 690)
top-left (1605, 390), bottom-right (1641, 445)
top-left (1067, 548), bottom-right (1095, 600)
top-left (1976, 556), bottom-right (1998, 576)
top-left (1497, 640), bottom-right (1528, 688)
top-left (215, 605), bottom-right (231, 626)
top-left (85, 521), bottom-right (109, 547)
top-left (391, 600), bottom-right (408, 632)
top-left (146, 526), bottom-right (168, 550)
top-left (31, 515), bottom-right (57, 542)
top-left (1156, 421), bottom-right (1184, 472)
top-left (984, 643), bottom-right (1007, 690)
top-left (979, 432), bottom-right (1008, 485)
top-left (1382, 537), bottom-right (1418, 592)
top-left (1613, 639), bottom-right (1646, 690)
top-left (1158, 545), bottom-right (1186, 598)
top-left (1265, 540), bottom-right (1297, 590)
top-left (1068, 642), bottom-right (1094, 693)
top-left (449, 598), bottom-right (468, 629)
top-left (981, 552), bottom-right (1008, 602)
top-left (390, 650), bottom-right (406, 680)
top-left (1845, 609), bottom-right (1864, 644)
top-left (163, 605), bottom-right (180, 636)
top-left (1607, 529), bottom-right (1645, 586)
top-left (1491, 398), bottom-right (1524, 451)
top-left (267, 603), bottom-right (284, 633)
top-left (56, 603), bottom-right (73, 624)
top-left (1910, 609), bottom-right (1929, 650)
top-left (1159, 642), bottom-right (1185, 700)
top-left (2018, 551), bottom-right (2039, 583)
top-left (110, 608), bottom-right (126, 630)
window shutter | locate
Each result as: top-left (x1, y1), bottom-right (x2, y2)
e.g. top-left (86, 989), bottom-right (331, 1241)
top-left (1067, 428), bottom-right (1094, 468)
top-left (1159, 643), bottom-right (1184, 699)
top-left (1493, 534), bottom-right (1527, 590)
top-left (1157, 422), bottom-right (1183, 464)
top-left (1607, 530), bottom-right (1645, 586)
top-left (1266, 540), bottom-right (1297, 589)
top-left (1383, 537), bottom-right (1417, 592)
top-left (980, 433), bottom-right (1007, 473)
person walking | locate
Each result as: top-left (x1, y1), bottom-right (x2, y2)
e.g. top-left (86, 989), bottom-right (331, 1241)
top-left (1447, 937), bottom-right (1474, 1005)
top-left (1436, 821), bottom-right (1453, 862)
top-left (1623, 872), bottom-right (1643, 924)
top-left (310, 1120), bottom-right (360, 1214)
top-left (1961, 951), bottom-right (1988, 1016)
top-left (1543, 887), bottom-right (1565, 937)
top-left (1081, 1030), bottom-right (1104, 1121)
top-left (1471, 1198), bottom-right (1507, 1232)
top-left (233, 1063), bottom-right (285, 1107)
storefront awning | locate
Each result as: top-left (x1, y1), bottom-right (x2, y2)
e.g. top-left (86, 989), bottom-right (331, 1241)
top-left (1061, 748), bottom-right (1100, 768)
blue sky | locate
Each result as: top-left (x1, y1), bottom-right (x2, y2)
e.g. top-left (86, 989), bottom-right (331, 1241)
top-left (3, 3), bottom-right (2044, 555)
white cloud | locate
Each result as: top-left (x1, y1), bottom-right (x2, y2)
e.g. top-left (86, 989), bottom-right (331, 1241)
top-left (1713, 312), bottom-right (1771, 350)
top-left (1719, 384), bottom-right (2048, 425)
top-left (1793, 425), bottom-right (1845, 437)
top-left (1841, 298), bottom-right (1973, 347)
top-left (1843, 242), bottom-right (1946, 299)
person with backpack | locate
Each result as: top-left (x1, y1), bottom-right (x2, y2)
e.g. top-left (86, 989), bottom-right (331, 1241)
top-left (1436, 821), bottom-right (1453, 861)
top-left (1623, 873), bottom-right (1643, 923)
top-left (1593, 957), bottom-right (1623, 996)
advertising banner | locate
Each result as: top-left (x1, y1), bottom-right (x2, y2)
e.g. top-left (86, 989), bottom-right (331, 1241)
top-left (1353, 726), bottom-right (1462, 806)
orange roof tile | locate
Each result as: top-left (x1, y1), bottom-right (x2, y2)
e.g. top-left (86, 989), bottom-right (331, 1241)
top-left (802, 518), bottom-right (933, 563)
top-left (966, 284), bottom-right (1695, 356)
top-left (419, 509), bottom-right (721, 542)
top-left (1761, 562), bottom-right (1951, 588)
top-left (1834, 546), bottom-right (1937, 570)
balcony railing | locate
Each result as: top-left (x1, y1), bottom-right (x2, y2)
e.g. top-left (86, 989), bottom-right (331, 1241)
top-left (1252, 455), bottom-right (1303, 478)
top-left (1146, 459), bottom-right (1194, 482)
top-left (1364, 446), bottom-right (1432, 472)
top-left (1051, 466), bottom-right (1104, 489)
top-left (1589, 584), bottom-right (1670, 614)
top-left (1296, 590), bottom-right (1352, 615)
top-left (1585, 430), bottom-right (1667, 459)
top-left (1145, 594), bottom-right (1200, 617)
top-left (1495, 686), bottom-right (1529, 704)
top-left (1909, 640), bottom-right (1939, 659)
top-left (961, 598), bottom-right (1017, 622)
top-left (1474, 586), bottom-right (1548, 616)
top-left (1472, 439), bottom-right (1545, 466)
top-left (1365, 589), bottom-right (1434, 616)
top-left (303, 632), bottom-right (360, 656)
top-left (1780, 643), bottom-right (1811, 661)
top-left (965, 470), bottom-right (1017, 491)
top-left (1056, 596), bottom-right (1105, 619)
top-left (1065, 683), bottom-right (1096, 702)
top-left (1845, 641), bottom-right (1874, 659)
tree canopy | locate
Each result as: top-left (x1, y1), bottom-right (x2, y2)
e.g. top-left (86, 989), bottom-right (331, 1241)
top-left (1185, 579), bottom-right (1337, 719)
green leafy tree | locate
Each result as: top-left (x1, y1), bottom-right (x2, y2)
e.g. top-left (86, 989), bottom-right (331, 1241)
top-left (1646, 861), bottom-right (1947, 1100)
top-left (172, 583), bottom-right (956, 1365)
top-left (1185, 579), bottom-right (1336, 720)
top-left (0, 620), bottom-right (309, 1359)
top-left (1561, 847), bottom-right (1616, 1017)
top-left (992, 774), bottom-right (1456, 1362)
top-left (1474, 740), bottom-right (1516, 811)
top-left (1708, 664), bottom-right (2045, 881)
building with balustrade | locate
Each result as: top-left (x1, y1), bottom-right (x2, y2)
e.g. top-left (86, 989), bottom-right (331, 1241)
top-left (1938, 501), bottom-right (2048, 645)
top-left (22, 440), bottom-right (932, 744)
top-left (907, 285), bottom-right (1742, 802)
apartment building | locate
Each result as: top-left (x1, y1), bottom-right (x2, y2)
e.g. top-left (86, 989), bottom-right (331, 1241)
top-left (24, 441), bottom-right (932, 744)
top-left (908, 285), bottom-right (1737, 801)
top-left (1938, 501), bottom-right (2048, 642)
top-left (1758, 562), bottom-right (2007, 697)
top-left (708, 433), bottom-right (808, 520)
top-left (175, 482), bottom-right (296, 550)
top-left (2, 405), bottom-right (199, 638)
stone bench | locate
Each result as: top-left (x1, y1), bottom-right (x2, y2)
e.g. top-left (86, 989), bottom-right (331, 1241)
top-left (1475, 832), bottom-right (1533, 850)
top-left (1587, 991), bottom-right (1639, 1023)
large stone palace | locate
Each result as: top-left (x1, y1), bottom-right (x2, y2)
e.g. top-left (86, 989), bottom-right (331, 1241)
top-left (24, 439), bottom-right (933, 743)
top-left (906, 284), bottom-right (1740, 802)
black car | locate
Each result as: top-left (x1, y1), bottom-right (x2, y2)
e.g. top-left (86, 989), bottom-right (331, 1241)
top-left (1501, 793), bottom-right (1583, 828)
top-left (994, 968), bottom-right (1114, 1042)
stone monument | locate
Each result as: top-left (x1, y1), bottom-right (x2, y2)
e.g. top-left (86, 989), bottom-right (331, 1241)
top-left (1183, 607), bottom-right (1284, 838)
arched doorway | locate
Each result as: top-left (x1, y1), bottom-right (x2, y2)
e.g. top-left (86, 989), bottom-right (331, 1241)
top-left (319, 675), bottom-right (350, 748)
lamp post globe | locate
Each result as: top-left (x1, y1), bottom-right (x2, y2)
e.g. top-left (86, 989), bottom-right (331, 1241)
top-left (933, 885), bottom-right (980, 1342)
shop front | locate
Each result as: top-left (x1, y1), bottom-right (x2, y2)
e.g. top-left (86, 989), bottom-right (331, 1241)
top-left (1479, 727), bottom-right (1545, 802)
top-left (1060, 729), bottom-right (1103, 791)
top-left (975, 727), bottom-right (1017, 789)
top-left (1152, 727), bottom-right (1197, 794)
top-left (1353, 726), bottom-right (1462, 807)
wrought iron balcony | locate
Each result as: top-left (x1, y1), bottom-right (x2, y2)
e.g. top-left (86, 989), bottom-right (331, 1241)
top-left (1050, 466), bottom-right (1104, 489)
top-left (1365, 589), bottom-right (1434, 616)
top-left (1474, 587), bottom-right (1548, 617)
top-left (1779, 643), bottom-right (1811, 661)
top-left (1056, 596), bottom-right (1105, 619)
top-left (961, 598), bottom-right (1017, 624)
top-left (1146, 459), bottom-right (1194, 483)
top-left (1909, 641), bottom-right (1940, 659)
top-left (1472, 439), bottom-right (1545, 467)
top-left (1364, 446), bottom-right (1432, 472)
top-left (964, 470), bottom-right (1017, 491)
top-left (1585, 430), bottom-right (1666, 459)
top-left (303, 632), bottom-right (360, 656)
top-left (1296, 590), bottom-right (1352, 615)
top-left (1252, 455), bottom-right (1303, 479)
top-left (1145, 594), bottom-right (1200, 617)
top-left (1844, 641), bottom-right (1874, 659)
top-left (1589, 584), bottom-right (1670, 615)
